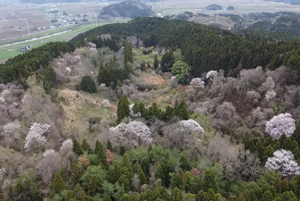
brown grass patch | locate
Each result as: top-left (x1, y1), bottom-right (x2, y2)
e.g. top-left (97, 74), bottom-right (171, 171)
top-left (141, 72), bottom-right (165, 86)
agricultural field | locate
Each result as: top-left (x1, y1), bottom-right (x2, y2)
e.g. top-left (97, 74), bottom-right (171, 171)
top-left (0, 20), bottom-right (127, 62)
top-left (154, 0), bottom-right (300, 16)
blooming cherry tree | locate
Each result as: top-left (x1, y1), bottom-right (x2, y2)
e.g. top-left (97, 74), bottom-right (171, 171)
top-left (180, 119), bottom-right (204, 133)
top-left (265, 149), bottom-right (300, 178)
top-left (265, 113), bottom-right (295, 139)
top-left (190, 78), bottom-right (205, 89)
top-left (206, 70), bottom-right (218, 80)
top-left (109, 121), bottom-right (152, 148)
top-left (24, 123), bottom-right (50, 151)
top-left (60, 138), bottom-right (73, 154)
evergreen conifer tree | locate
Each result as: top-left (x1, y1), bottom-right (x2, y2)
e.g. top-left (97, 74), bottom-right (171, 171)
top-left (171, 187), bottom-right (183, 201)
top-left (81, 139), bottom-right (92, 154)
top-left (107, 140), bottom-right (114, 152)
top-left (72, 137), bottom-right (83, 156)
top-left (200, 169), bottom-right (219, 193)
top-left (94, 140), bottom-right (109, 170)
top-left (154, 55), bottom-right (159, 69)
top-left (79, 76), bottom-right (97, 93)
top-left (117, 95), bottom-right (130, 123)
top-left (87, 176), bottom-right (101, 196)
top-left (174, 100), bottom-right (189, 120)
top-left (65, 190), bottom-right (75, 201)
top-left (50, 171), bottom-right (66, 195)
top-left (139, 167), bottom-right (147, 186)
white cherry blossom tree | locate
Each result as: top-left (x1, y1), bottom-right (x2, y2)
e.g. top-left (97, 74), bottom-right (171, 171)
top-left (265, 149), bottom-right (300, 178)
top-left (265, 113), bottom-right (295, 139)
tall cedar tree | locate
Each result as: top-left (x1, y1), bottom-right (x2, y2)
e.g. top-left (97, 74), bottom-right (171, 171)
top-left (123, 41), bottom-right (133, 69)
top-left (81, 139), bottom-right (92, 154)
top-left (41, 66), bottom-right (56, 92)
top-left (175, 100), bottom-right (189, 120)
top-left (87, 176), bottom-right (101, 196)
top-left (79, 76), bottom-right (97, 93)
top-left (94, 140), bottom-right (109, 170)
top-left (121, 153), bottom-right (134, 182)
top-left (200, 169), bottom-right (219, 193)
top-left (72, 137), bottom-right (83, 156)
top-left (50, 171), bottom-right (66, 195)
top-left (97, 64), bottom-right (121, 87)
top-left (65, 190), bottom-right (75, 201)
top-left (154, 55), bottom-right (159, 69)
top-left (161, 51), bottom-right (175, 72)
top-left (171, 187), bottom-right (183, 201)
top-left (8, 175), bottom-right (41, 201)
top-left (117, 95), bottom-right (130, 123)
top-left (139, 167), bottom-right (147, 186)
top-left (107, 140), bottom-right (114, 152)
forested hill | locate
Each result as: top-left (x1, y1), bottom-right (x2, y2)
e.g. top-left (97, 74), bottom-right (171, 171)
top-left (72, 17), bottom-right (300, 77)
top-left (2, 17), bottom-right (300, 84)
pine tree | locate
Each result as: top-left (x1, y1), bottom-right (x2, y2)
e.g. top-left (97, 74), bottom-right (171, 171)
top-left (8, 174), bottom-right (41, 201)
top-left (154, 55), bottom-right (159, 69)
top-left (153, 186), bottom-right (170, 201)
top-left (79, 76), bottom-right (97, 93)
top-left (121, 153), bottom-right (133, 182)
top-left (118, 174), bottom-right (130, 192)
top-left (171, 187), bottom-right (183, 201)
top-left (107, 140), bottom-right (114, 152)
top-left (87, 176), bottom-right (101, 196)
top-left (50, 171), bottom-right (66, 195)
top-left (180, 155), bottom-right (190, 171)
top-left (120, 146), bottom-right (126, 155)
top-left (74, 183), bottom-right (86, 200)
top-left (81, 139), bottom-right (92, 154)
top-left (81, 195), bottom-right (93, 201)
top-left (174, 100), bottom-right (189, 120)
top-left (123, 41), bottom-right (133, 70)
top-left (163, 105), bottom-right (174, 121)
top-left (262, 190), bottom-right (273, 201)
top-left (139, 167), bottom-right (147, 186)
top-left (139, 189), bottom-right (154, 201)
top-left (103, 196), bottom-right (112, 201)
top-left (171, 173), bottom-right (183, 190)
top-left (65, 190), bottom-right (75, 201)
top-left (291, 175), bottom-right (300, 198)
top-left (70, 163), bottom-right (81, 185)
top-left (201, 169), bottom-right (219, 193)
top-left (72, 137), bottom-right (83, 156)
top-left (94, 140), bottom-right (109, 170)
top-left (196, 190), bottom-right (205, 201)
top-left (117, 95), bottom-right (130, 123)
top-left (108, 164), bottom-right (120, 184)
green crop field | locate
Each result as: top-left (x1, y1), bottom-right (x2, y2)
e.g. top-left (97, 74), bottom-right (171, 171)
top-left (0, 20), bottom-right (127, 61)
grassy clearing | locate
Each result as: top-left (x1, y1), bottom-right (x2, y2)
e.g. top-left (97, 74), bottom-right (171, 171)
top-left (56, 87), bottom-right (117, 140)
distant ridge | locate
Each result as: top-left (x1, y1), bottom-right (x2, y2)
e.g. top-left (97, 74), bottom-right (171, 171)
top-left (98, 1), bottom-right (154, 19)
top-left (19, 0), bottom-right (80, 3)
top-left (263, 0), bottom-right (300, 5)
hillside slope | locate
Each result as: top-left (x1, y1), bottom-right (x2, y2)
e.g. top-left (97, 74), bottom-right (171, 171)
top-left (98, 1), bottom-right (154, 19)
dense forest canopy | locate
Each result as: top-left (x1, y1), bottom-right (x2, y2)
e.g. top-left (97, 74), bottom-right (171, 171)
top-left (72, 17), bottom-right (300, 77)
